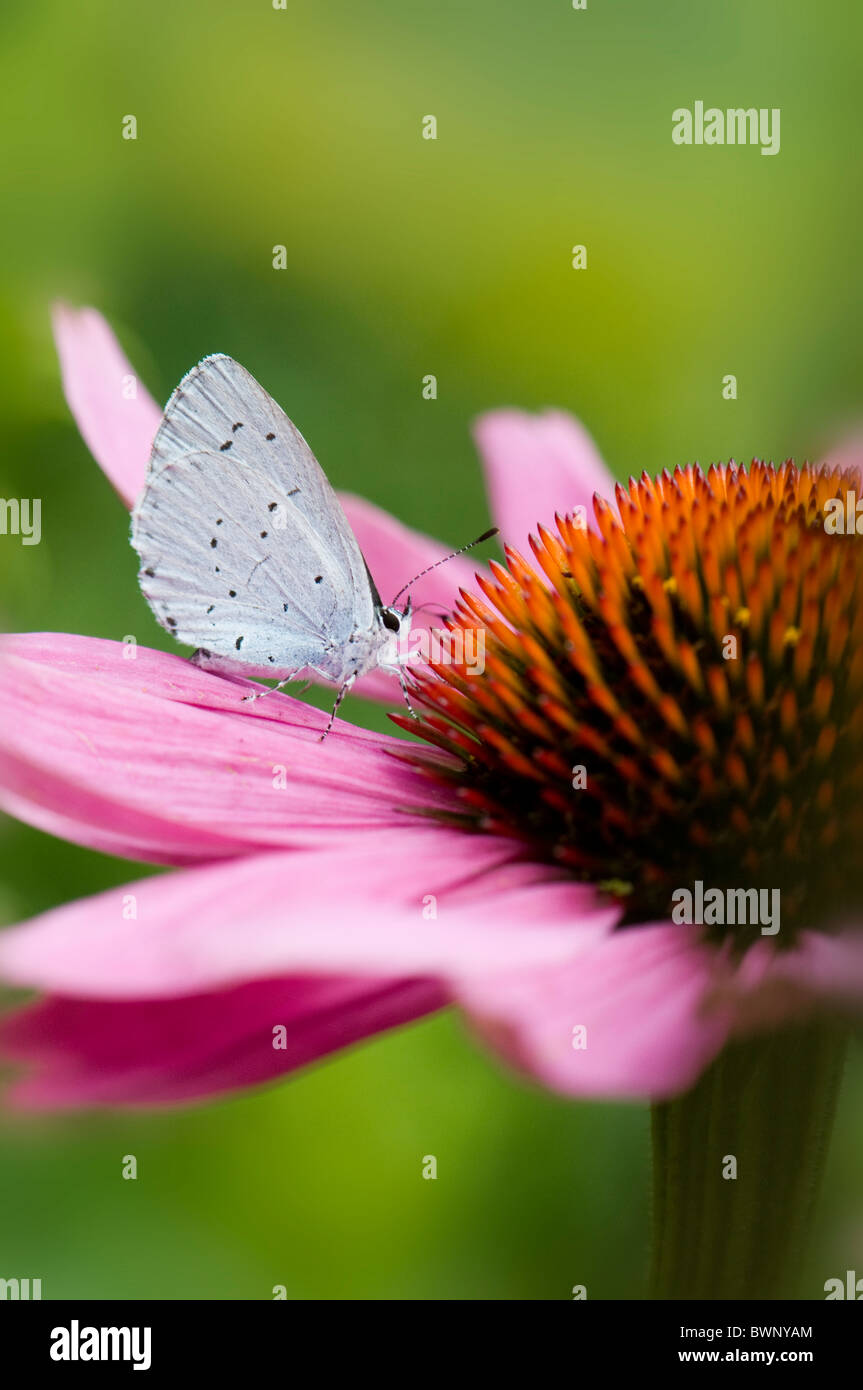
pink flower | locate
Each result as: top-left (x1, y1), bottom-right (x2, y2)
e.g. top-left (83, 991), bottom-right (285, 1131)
top-left (1, 306), bottom-right (861, 1109)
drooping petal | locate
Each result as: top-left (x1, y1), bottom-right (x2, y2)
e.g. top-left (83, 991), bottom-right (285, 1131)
top-left (0, 633), bottom-right (460, 864)
top-left (709, 928), bottom-right (863, 1036)
top-left (473, 408), bottom-right (616, 551)
top-left (0, 838), bottom-right (618, 998)
top-left (0, 976), bottom-right (446, 1109)
top-left (823, 427), bottom-right (863, 486)
top-left (454, 924), bottom-right (733, 1101)
top-left (52, 304), bottom-right (161, 507)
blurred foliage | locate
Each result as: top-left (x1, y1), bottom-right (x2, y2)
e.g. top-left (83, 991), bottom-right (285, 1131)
top-left (0, 0), bottom-right (861, 1298)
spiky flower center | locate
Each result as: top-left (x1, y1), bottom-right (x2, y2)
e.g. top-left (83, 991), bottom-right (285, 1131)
top-left (403, 462), bottom-right (863, 945)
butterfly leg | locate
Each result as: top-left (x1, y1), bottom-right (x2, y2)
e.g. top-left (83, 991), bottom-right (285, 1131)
top-left (240, 678), bottom-right (295, 704)
top-left (189, 648), bottom-right (287, 701)
top-left (320, 673), bottom-right (357, 742)
top-left (397, 665), bottom-right (420, 721)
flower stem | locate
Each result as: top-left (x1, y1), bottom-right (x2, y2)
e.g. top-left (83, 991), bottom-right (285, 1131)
top-left (649, 1024), bottom-right (846, 1300)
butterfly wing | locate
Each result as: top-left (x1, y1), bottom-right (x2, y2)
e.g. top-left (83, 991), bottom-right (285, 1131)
top-left (131, 358), bottom-right (380, 681)
top-left (145, 354), bottom-right (371, 599)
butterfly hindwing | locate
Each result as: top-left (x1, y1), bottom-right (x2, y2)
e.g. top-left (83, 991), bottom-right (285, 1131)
top-left (131, 447), bottom-right (376, 680)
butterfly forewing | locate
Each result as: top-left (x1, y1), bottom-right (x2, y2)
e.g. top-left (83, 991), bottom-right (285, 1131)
top-left (145, 354), bottom-right (370, 605)
top-left (131, 357), bottom-right (382, 679)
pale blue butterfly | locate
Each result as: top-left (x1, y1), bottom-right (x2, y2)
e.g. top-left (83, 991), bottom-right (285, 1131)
top-left (131, 355), bottom-right (495, 735)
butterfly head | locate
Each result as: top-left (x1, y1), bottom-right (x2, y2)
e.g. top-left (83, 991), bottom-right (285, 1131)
top-left (377, 597), bottom-right (413, 668)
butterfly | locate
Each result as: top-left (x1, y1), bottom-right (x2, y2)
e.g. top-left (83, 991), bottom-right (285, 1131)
top-left (131, 355), bottom-right (495, 735)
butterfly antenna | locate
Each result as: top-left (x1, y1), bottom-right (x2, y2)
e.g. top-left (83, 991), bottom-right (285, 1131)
top-left (390, 527), bottom-right (499, 607)
top-left (411, 602), bottom-right (450, 620)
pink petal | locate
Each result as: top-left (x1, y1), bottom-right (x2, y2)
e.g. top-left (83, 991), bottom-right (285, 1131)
top-left (709, 928), bottom-right (863, 1035)
top-left (337, 494), bottom-right (479, 703)
top-left (339, 494), bottom-right (478, 610)
top-left (52, 304), bottom-right (162, 508)
top-left (0, 841), bottom-right (618, 998)
top-left (474, 409), bottom-right (616, 552)
top-left (823, 426), bottom-right (863, 484)
top-left (454, 924), bottom-right (733, 1101)
top-left (0, 633), bottom-right (460, 864)
top-left (1, 976), bottom-right (446, 1109)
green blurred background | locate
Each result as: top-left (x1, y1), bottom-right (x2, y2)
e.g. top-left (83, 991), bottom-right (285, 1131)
top-left (1, 0), bottom-right (862, 1299)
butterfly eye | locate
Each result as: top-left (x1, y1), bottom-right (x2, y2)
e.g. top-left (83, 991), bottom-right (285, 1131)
top-left (381, 609), bottom-right (401, 633)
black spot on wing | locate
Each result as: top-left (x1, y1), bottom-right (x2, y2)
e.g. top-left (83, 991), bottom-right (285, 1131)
top-left (235, 636), bottom-right (244, 651)
top-left (220, 440), bottom-right (233, 452)
top-left (265, 432), bottom-right (275, 441)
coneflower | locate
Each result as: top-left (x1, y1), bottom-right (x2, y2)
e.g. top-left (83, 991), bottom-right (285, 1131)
top-left (1, 306), bottom-right (861, 1299)
top-left (406, 461), bottom-right (863, 947)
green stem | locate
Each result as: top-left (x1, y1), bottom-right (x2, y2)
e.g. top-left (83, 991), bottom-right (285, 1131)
top-left (649, 1024), bottom-right (846, 1300)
